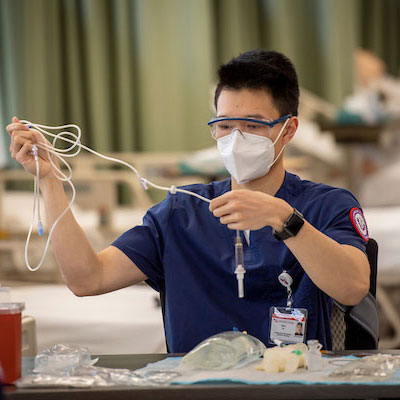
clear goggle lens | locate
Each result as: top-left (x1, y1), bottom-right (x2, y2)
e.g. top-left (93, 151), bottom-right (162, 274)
top-left (208, 115), bottom-right (290, 140)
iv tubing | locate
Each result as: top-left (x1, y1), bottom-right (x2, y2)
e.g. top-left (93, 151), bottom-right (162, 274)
top-left (20, 120), bottom-right (210, 271)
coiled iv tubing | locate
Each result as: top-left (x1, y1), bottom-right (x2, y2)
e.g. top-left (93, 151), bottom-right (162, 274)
top-left (19, 120), bottom-right (245, 297)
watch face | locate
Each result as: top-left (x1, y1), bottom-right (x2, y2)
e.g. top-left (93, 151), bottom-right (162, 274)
top-left (285, 210), bottom-right (304, 236)
top-left (274, 209), bottom-right (304, 241)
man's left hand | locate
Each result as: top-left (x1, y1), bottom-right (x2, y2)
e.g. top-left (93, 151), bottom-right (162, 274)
top-left (209, 190), bottom-right (292, 231)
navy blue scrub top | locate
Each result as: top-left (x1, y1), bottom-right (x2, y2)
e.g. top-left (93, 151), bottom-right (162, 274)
top-left (112, 171), bottom-right (368, 353)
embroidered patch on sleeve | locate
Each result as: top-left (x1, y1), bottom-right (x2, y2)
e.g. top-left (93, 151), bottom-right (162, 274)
top-left (350, 207), bottom-right (369, 241)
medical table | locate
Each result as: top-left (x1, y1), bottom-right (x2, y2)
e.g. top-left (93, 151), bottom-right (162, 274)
top-left (4, 350), bottom-right (400, 400)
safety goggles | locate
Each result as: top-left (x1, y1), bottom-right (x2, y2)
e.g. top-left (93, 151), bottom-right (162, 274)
top-left (207, 114), bottom-right (291, 140)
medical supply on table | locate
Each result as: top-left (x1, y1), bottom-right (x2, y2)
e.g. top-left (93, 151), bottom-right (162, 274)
top-left (18, 120), bottom-right (247, 298)
top-left (0, 302), bottom-right (25, 383)
top-left (256, 343), bottom-right (307, 373)
top-left (34, 344), bottom-right (98, 376)
top-left (17, 343), bottom-right (180, 387)
top-left (329, 354), bottom-right (400, 381)
top-left (306, 340), bottom-right (324, 372)
top-left (179, 331), bottom-right (266, 371)
top-left (16, 345), bottom-right (400, 388)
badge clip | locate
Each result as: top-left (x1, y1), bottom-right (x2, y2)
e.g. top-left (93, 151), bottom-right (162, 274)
top-left (278, 271), bottom-right (293, 308)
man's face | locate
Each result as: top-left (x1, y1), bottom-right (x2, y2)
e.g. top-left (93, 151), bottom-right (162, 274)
top-left (216, 88), bottom-right (283, 142)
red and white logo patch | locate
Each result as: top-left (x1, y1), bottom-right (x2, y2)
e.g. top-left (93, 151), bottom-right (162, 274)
top-left (350, 207), bottom-right (369, 241)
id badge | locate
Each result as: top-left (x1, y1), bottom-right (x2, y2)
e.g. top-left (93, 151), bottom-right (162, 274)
top-left (269, 306), bottom-right (308, 345)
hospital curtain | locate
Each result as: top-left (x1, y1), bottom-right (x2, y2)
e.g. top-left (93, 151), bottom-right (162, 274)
top-left (0, 0), bottom-right (215, 154)
top-left (0, 0), bottom-right (399, 158)
top-left (359, 0), bottom-right (400, 77)
top-left (214, 0), bottom-right (359, 106)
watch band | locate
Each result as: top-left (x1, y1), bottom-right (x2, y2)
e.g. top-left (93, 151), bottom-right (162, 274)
top-left (273, 208), bottom-right (305, 241)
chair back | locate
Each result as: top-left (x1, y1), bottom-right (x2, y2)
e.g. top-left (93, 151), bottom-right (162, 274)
top-left (332, 238), bottom-right (379, 350)
top-left (345, 238), bottom-right (379, 349)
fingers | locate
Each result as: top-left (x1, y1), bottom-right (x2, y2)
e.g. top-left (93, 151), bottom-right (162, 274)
top-left (226, 223), bottom-right (242, 230)
top-left (210, 190), bottom-right (270, 230)
top-left (6, 122), bottom-right (30, 136)
top-left (10, 134), bottom-right (33, 159)
top-left (219, 212), bottom-right (242, 225)
top-left (210, 196), bottom-right (245, 227)
top-left (15, 141), bottom-right (34, 165)
top-left (211, 203), bottom-right (234, 218)
top-left (223, 216), bottom-right (251, 231)
top-left (210, 191), bottom-right (246, 218)
top-left (9, 129), bottom-right (41, 157)
top-left (8, 120), bottom-right (45, 159)
top-left (11, 131), bottom-right (33, 141)
top-left (209, 191), bottom-right (232, 212)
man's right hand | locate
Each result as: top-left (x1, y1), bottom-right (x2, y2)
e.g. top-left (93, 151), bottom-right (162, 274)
top-left (6, 116), bottom-right (53, 178)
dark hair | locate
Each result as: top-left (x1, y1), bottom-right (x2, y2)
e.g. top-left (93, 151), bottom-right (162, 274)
top-left (214, 50), bottom-right (299, 117)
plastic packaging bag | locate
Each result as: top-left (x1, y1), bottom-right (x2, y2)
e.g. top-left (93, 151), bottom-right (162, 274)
top-left (329, 354), bottom-right (400, 381)
top-left (17, 344), bottom-right (180, 388)
top-left (179, 331), bottom-right (266, 371)
top-left (18, 366), bottom-right (148, 388)
top-left (34, 344), bottom-right (98, 376)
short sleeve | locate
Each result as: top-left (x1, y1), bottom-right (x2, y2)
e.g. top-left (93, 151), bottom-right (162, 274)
top-left (111, 194), bottom-right (173, 292)
top-left (317, 189), bottom-right (368, 253)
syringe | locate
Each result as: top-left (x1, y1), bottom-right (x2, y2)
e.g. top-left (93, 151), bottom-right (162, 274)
top-left (234, 230), bottom-right (246, 298)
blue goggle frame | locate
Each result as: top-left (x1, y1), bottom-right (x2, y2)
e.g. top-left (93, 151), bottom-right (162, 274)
top-left (207, 114), bottom-right (291, 128)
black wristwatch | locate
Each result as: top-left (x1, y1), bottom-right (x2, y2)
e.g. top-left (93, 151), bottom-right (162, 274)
top-left (273, 208), bottom-right (305, 241)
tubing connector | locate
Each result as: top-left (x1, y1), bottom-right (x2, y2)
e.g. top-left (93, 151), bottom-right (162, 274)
top-left (31, 144), bottom-right (39, 161)
top-left (234, 264), bottom-right (246, 298)
top-left (139, 177), bottom-right (148, 190)
top-left (38, 221), bottom-right (44, 236)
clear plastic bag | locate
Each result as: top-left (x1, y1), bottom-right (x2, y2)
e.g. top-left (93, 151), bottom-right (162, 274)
top-left (34, 344), bottom-right (98, 376)
top-left (179, 331), bottom-right (266, 371)
top-left (17, 344), bottom-right (180, 388)
top-left (329, 354), bottom-right (400, 381)
top-left (17, 365), bottom-right (180, 388)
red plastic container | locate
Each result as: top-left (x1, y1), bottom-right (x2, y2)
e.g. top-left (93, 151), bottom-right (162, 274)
top-left (0, 303), bottom-right (25, 384)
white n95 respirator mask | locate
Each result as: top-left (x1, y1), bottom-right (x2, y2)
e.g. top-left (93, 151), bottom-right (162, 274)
top-left (217, 119), bottom-right (289, 184)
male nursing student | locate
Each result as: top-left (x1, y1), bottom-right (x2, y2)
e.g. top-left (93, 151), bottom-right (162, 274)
top-left (6, 50), bottom-right (370, 353)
